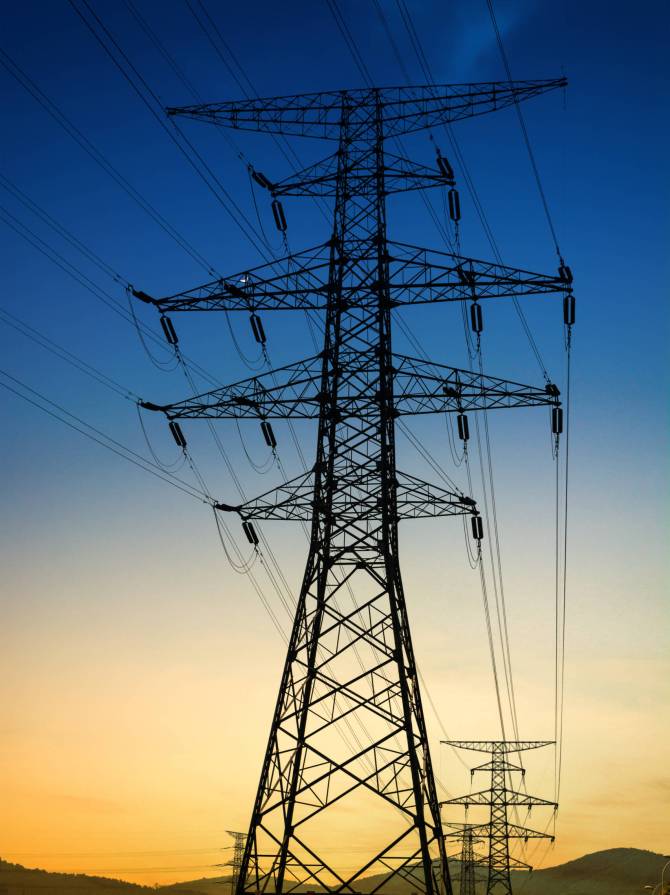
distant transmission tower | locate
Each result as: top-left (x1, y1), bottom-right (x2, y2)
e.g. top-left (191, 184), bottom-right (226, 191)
top-left (445, 824), bottom-right (486, 895)
top-left (136, 80), bottom-right (571, 895)
top-left (226, 831), bottom-right (247, 895)
top-left (442, 741), bottom-right (557, 895)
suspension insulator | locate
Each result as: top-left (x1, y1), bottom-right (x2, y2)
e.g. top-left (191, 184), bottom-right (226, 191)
top-left (437, 153), bottom-right (455, 182)
top-left (448, 188), bottom-right (461, 222)
top-left (250, 313), bottom-right (267, 345)
top-left (251, 169), bottom-right (273, 190)
top-left (470, 302), bottom-right (483, 334)
top-left (552, 406), bottom-right (564, 435)
top-left (471, 514), bottom-right (484, 541)
top-left (131, 288), bottom-right (155, 304)
top-left (260, 420), bottom-right (277, 449)
top-left (563, 294), bottom-right (576, 326)
top-left (168, 420), bottom-right (186, 448)
top-left (159, 315), bottom-right (179, 346)
top-left (242, 520), bottom-right (259, 546)
top-left (558, 262), bottom-right (573, 284)
top-left (271, 198), bottom-right (287, 232)
top-left (457, 412), bottom-right (470, 442)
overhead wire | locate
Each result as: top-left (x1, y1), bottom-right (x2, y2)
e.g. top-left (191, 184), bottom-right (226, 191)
top-left (555, 328), bottom-right (572, 804)
top-left (0, 304), bottom-right (139, 404)
top-left (324, 0), bottom-right (480, 791)
top-left (394, 0), bottom-right (551, 383)
top-left (1, 17), bottom-right (325, 730)
top-left (483, 0), bottom-right (573, 830)
top-left (0, 57), bottom-right (260, 375)
top-left (0, 46), bottom-right (218, 277)
top-left (0, 195), bottom-right (300, 646)
top-left (389, 0), bottom-right (529, 745)
top-left (368, 4), bottom-right (565, 851)
top-left (0, 368), bottom-right (208, 504)
top-left (84, 1), bottom-right (326, 591)
top-left (485, 0), bottom-right (563, 261)
top-left (338, 0), bottom-right (517, 742)
top-left (0, 204), bottom-right (219, 387)
top-left (67, 0), bottom-right (278, 262)
top-left (174, 0), bottom-right (440, 775)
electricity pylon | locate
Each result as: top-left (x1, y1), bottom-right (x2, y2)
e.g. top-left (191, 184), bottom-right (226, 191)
top-left (442, 741), bottom-right (557, 895)
top-left (136, 81), bottom-right (571, 895)
top-left (445, 824), bottom-right (486, 895)
top-left (227, 831), bottom-right (247, 895)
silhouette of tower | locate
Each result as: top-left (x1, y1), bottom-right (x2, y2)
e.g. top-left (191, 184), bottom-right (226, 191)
top-left (227, 831), bottom-right (247, 895)
top-left (445, 824), bottom-right (485, 895)
top-left (136, 80), bottom-right (570, 895)
top-left (443, 741), bottom-right (557, 895)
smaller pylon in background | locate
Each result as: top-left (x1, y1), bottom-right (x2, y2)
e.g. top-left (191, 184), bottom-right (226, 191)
top-left (225, 831), bottom-right (247, 895)
top-left (445, 824), bottom-right (486, 895)
top-left (442, 741), bottom-right (557, 895)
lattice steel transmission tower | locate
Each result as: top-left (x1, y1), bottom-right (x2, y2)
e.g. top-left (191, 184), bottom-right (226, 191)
top-left (226, 831), bottom-right (247, 895)
top-left (136, 80), bottom-right (571, 895)
top-left (442, 741), bottom-right (557, 895)
top-left (445, 824), bottom-right (486, 895)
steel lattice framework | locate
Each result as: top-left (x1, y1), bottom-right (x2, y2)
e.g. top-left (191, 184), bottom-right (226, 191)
top-left (226, 831), bottom-right (247, 895)
top-left (442, 741), bottom-right (557, 895)
top-left (137, 81), bottom-right (571, 895)
top-left (445, 824), bottom-right (486, 895)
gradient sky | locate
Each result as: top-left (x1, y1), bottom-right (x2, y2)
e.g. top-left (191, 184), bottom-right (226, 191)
top-left (1, 0), bottom-right (668, 884)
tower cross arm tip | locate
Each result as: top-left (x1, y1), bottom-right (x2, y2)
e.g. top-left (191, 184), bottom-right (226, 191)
top-left (165, 78), bottom-right (567, 139)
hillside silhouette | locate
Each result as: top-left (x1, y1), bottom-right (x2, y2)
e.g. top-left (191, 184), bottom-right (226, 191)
top-left (1, 849), bottom-right (667, 895)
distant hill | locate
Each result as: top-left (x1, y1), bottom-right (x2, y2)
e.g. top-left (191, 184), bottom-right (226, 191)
top-left (508, 848), bottom-right (669, 895)
top-left (0, 849), bottom-right (667, 895)
top-left (0, 859), bottom-right (150, 895)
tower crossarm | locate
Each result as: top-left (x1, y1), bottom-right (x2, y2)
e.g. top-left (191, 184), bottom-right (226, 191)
top-left (140, 355), bottom-right (558, 420)
top-left (443, 740), bottom-right (555, 755)
top-left (131, 243), bottom-right (332, 313)
top-left (140, 355), bottom-right (322, 420)
top-left (272, 150), bottom-right (455, 198)
top-left (442, 789), bottom-right (556, 809)
top-left (470, 759), bottom-right (526, 775)
top-left (386, 241), bottom-right (572, 306)
top-left (393, 356), bottom-right (559, 415)
top-left (505, 822), bottom-right (556, 842)
top-left (444, 823), bottom-right (484, 845)
top-left (216, 469), bottom-right (477, 523)
top-left (166, 79), bottom-right (566, 140)
top-left (132, 241), bottom-right (571, 314)
top-left (505, 856), bottom-right (533, 872)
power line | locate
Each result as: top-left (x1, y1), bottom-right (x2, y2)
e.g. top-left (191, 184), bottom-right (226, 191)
top-left (0, 45), bottom-right (218, 277)
top-left (0, 204), bottom-right (220, 388)
top-left (67, 0), bottom-right (276, 263)
top-left (324, 0), bottom-right (525, 781)
top-left (0, 182), bottom-right (306, 659)
top-left (393, 0), bottom-right (551, 382)
top-left (0, 368), bottom-right (209, 503)
top-left (485, 0), bottom-right (563, 260)
top-left (389, 0), bottom-right (535, 748)
top-left (0, 304), bottom-right (139, 402)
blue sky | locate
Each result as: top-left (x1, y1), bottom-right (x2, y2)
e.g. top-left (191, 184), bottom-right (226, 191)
top-left (1, 0), bottom-right (668, 878)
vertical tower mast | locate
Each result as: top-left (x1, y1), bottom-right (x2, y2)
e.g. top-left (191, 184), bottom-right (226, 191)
top-left (135, 79), bottom-right (571, 895)
top-left (240, 88), bottom-right (450, 895)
